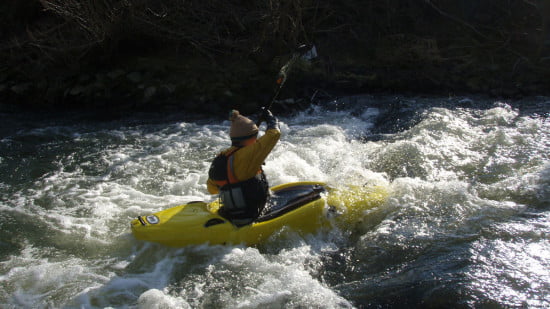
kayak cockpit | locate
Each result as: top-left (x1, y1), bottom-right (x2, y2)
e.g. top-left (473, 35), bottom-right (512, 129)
top-left (256, 184), bottom-right (326, 222)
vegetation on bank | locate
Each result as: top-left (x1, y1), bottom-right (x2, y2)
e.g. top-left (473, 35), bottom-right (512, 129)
top-left (1, 1), bottom-right (548, 114)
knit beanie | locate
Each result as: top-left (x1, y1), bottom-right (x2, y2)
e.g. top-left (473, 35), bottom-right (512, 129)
top-left (229, 110), bottom-right (258, 140)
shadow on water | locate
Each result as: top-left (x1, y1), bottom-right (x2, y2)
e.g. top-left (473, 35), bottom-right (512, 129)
top-left (0, 109), bottom-right (210, 139)
top-left (2, 93), bottom-right (547, 141)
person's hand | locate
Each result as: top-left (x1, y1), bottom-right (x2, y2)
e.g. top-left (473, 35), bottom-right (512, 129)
top-left (259, 107), bottom-right (272, 120)
top-left (259, 108), bottom-right (278, 130)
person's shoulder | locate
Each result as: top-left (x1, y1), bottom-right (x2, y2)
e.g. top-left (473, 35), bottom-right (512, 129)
top-left (220, 146), bottom-right (240, 156)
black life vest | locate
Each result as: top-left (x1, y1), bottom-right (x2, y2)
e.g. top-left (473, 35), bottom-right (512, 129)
top-left (208, 148), bottom-right (269, 226)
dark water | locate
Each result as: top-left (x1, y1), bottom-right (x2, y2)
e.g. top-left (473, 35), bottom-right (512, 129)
top-left (0, 95), bottom-right (549, 308)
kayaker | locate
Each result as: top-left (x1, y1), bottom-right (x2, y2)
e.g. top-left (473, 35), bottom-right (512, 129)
top-left (207, 109), bottom-right (280, 226)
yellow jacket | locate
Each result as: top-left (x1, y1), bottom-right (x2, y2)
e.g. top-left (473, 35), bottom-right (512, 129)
top-left (207, 128), bottom-right (281, 194)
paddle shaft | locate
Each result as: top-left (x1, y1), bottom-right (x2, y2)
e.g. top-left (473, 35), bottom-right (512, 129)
top-left (256, 44), bottom-right (316, 125)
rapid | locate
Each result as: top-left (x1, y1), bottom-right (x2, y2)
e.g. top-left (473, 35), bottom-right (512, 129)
top-left (0, 95), bottom-right (549, 308)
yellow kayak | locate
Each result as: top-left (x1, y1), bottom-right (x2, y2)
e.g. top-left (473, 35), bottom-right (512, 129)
top-left (130, 182), bottom-right (388, 247)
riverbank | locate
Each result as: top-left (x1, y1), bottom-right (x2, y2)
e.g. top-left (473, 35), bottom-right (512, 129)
top-left (1, 51), bottom-right (547, 116)
top-left (1, 1), bottom-right (549, 115)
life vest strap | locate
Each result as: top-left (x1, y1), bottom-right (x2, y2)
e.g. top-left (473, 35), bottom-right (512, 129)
top-left (227, 154), bottom-right (238, 184)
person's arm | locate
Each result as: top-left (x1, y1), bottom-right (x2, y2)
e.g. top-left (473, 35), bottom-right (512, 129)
top-left (233, 111), bottom-right (280, 179)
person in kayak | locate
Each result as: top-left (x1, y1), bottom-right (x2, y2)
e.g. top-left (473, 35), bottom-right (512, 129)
top-left (207, 109), bottom-right (280, 226)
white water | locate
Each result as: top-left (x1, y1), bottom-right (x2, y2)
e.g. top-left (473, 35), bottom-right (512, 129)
top-left (0, 96), bottom-right (549, 308)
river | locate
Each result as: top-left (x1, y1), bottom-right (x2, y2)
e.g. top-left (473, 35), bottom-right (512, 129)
top-left (0, 95), bottom-right (549, 308)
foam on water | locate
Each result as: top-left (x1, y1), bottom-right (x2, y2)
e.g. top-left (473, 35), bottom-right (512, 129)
top-left (166, 245), bottom-right (353, 308)
top-left (332, 102), bottom-right (549, 307)
top-left (1, 98), bottom-right (549, 307)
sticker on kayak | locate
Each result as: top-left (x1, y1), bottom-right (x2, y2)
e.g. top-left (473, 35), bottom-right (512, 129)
top-left (146, 215), bottom-right (160, 224)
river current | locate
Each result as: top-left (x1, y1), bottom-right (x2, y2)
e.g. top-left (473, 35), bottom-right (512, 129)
top-left (0, 95), bottom-right (548, 308)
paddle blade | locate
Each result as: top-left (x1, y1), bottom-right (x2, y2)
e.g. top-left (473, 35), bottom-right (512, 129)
top-left (301, 45), bottom-right (318, 61)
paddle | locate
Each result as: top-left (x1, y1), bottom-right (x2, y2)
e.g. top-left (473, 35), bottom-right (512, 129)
top-left (256, 44), bottom-right (318, 125)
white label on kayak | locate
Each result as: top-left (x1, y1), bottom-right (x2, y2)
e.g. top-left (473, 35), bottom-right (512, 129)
top-left (146, 215), bottom-right (160, 224)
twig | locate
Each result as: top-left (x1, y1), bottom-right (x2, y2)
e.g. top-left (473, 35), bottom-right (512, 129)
top-left (424, 0), bottom-right (490, 41)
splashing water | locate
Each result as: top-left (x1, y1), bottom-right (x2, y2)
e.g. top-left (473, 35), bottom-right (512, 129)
top-left (0, 96), bottom-right (548, 308)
